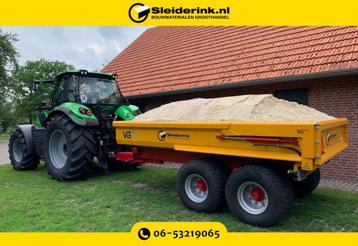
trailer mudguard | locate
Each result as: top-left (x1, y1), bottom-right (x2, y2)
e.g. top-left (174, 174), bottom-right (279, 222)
top-left (48, 102), bottom-right (99, 126)
top-left (16, 124), bottom-right (36, 153)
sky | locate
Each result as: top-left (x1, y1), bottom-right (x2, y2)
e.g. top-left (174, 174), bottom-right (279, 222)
top-left (0, 26), bottom-right (149, 71)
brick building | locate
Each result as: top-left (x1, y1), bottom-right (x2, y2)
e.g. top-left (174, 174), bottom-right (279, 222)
top-left (102, 26), bottom-right (358, 182)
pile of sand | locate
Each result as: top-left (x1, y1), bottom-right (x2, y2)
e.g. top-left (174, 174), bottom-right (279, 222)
top-left (133, 94), bottom-right (335, 122)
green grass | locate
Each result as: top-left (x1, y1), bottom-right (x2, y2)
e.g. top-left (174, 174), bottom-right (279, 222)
top-left (0, 164), bottom-right (357, 232)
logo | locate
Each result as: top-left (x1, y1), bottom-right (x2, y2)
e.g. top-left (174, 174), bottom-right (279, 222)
top-left (80, 94), bottom-right (88, 103)
top-left (129, 3), bottom-right (150, 23)
top-left (128, 3), bottom-right (230, 23)
top-left (138, 227), bottom-right (151, 240)
top-left (123, 130), bottom-right (132, 139)
top-left (297, 129), bottom-right (309, 134)
top-left (326, 132), bottom-right (337, 146)
top-left (157, 130), bottom-right (166, 141)
top-left (157, 130), bottom-right (190, 141)
top-left (122, 130), bottom-right (138, 139)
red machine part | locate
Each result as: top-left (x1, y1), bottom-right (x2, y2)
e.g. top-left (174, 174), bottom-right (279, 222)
top-left (216, 135), bottom-right (299, 146)
top-left (114, 147), bottom-right (242, 170)
top-left (251, 186), bottom-right (266, 202)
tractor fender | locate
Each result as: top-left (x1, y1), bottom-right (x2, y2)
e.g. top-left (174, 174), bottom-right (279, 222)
top-left (16, 124), bottom-right (36, 153)
top-left (47, 103), bottom-right (99, 127)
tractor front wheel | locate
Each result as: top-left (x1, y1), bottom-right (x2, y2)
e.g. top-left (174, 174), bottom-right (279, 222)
top-left (44, 114), bottom-right (97, 181)
top-left (9, 129), bottom-right (39, 170)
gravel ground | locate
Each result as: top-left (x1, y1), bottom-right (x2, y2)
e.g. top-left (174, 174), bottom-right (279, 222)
top-left (0, 140), bottom-right (9, 165)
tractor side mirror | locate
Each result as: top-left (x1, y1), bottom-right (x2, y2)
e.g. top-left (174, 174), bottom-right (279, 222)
top-left (32, 81), bottom-right (39, 92)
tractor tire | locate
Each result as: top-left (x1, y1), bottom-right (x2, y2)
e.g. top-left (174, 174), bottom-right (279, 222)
top-left (292, 169), bottom-right (320, 199)
top-left (176, 159), bottom-right (229, 213)
top-left (8, 129), bottom-right (39, 170)
top-left (225, 165), bottom-right (294, 227)
top-left (44, 114), bottom-right (97, 181)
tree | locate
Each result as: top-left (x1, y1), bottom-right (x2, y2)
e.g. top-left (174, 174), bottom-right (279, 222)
top-left (0, 102), bottom-right (17, 133)
top-left (0, 29), bottom-right (18, 101)
top-left (11, 59), bottom-right (74, 123)
top-left (0, 29), bottom-right (18, 132)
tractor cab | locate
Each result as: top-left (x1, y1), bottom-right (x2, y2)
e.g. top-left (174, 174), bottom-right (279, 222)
top-left (33, 70), bottom-right (140, 128)
top-left (51, 70), bottom-right (124, 107)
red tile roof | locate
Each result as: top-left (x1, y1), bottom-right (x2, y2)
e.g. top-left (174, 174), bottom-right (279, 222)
top-left (101, 26), bottom-right (358, 96)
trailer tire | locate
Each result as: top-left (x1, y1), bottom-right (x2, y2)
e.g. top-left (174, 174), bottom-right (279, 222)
top-left (176, 159), bottom-right (229, 213)
top-left (44, 114), bottom-right (97, 181)
top-left (292, 169), bottom-right (320, 199)
top-left (225, 165), bottom-right (293, 227)
top-left (9, 129), bottom-right (39, 170)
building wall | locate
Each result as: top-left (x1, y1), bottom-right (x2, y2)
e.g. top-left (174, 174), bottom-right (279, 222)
top-left (309, 77), bottom-right (357, 182)
top-left (132, 75), bottom-right (358, 182)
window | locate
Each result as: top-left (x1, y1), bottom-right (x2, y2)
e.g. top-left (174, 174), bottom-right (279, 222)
top-left (274, 88), bottom-right (309, 105)
top-left (79, 77), bottom-right (121, 104)
top-left (51, 77), bottom-right (66, 107)
top-left (68, 75), bottom-right (77, 102)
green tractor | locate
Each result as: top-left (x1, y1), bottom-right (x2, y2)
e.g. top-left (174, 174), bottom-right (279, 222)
top-left (8, 70), bottom-right (141, 180)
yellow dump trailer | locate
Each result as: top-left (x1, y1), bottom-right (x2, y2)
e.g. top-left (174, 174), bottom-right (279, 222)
top-left (113, 118), bottom-right (348, 227)
top-left (114, 118), bottom-right (348, 171)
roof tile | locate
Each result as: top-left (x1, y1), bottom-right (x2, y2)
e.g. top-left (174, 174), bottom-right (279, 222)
top-left (102, 26), bottom-right (358, 96)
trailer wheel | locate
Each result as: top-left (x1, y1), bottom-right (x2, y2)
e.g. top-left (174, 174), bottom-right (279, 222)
top-left (292, 169), bottom-right (320, 198)
top-left (44, 114), bottom-right (97, 181)
top-left (225, 165), bottom-right (293, 227)
top-left (8, 129), bottom-right (39, 170)
top-left (176, 159), bottom-right (229, 213)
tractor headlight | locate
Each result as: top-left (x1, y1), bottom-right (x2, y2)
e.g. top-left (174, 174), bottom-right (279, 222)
top-left (133, 109), bottom-right (141, 116)
top-left (80, 70), bottom-right (88, 75)
top-left (79, 107), bottom-right (92, 116)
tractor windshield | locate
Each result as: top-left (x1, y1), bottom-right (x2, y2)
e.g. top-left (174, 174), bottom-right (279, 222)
top-left (79, 77), bottom-right (121, 104)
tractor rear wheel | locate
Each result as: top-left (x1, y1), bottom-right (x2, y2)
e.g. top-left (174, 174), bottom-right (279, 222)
top-left (44, 114), bottom-right (97, 181)
top-left (9, 129), bottom-right (39, 170)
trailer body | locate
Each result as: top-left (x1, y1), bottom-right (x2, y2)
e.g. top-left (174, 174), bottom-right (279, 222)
top-left (113, 118), bottom-right (348, 171)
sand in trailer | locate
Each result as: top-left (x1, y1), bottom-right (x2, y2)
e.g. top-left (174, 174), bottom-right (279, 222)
top-left (133, 94), bottom-right (335, 122)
